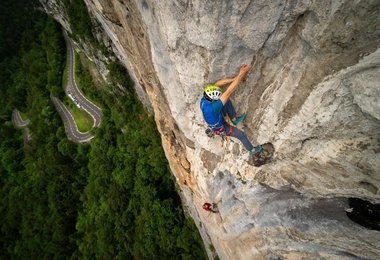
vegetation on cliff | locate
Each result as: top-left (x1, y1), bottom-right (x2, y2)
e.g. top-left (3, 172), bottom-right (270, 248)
top-left (0, 0), bottom-right (206, 259)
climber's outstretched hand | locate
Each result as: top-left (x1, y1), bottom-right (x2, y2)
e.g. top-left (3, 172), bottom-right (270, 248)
top-left (219, 64), bottom-right (252, 105)
top-left (239, 64), bottom-right (252, 76)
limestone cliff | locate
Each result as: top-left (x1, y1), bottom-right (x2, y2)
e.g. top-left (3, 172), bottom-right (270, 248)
top-left (40, 0), bottom-right (380, 259)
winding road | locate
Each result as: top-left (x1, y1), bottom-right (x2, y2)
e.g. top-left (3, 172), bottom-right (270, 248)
top-left (51, 33), bottom-right (103, 143)
top-left (64, 33), bottom-right (103, 128)
top-left (12, 109), bottom-right (31, 145)
top-left (12, 109), bottom-right (30, 127)
top-left (51, 97), bottom-right (94, 143)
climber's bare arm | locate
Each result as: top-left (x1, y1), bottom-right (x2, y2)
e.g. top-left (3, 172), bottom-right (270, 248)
top-left (215, 77), bottom-right (235, 87)
top-left (220, 64), bottom-right (251, 105)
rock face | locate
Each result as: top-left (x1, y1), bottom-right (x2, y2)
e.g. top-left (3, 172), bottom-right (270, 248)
top-left (40, 0), bottom-right (380, 259)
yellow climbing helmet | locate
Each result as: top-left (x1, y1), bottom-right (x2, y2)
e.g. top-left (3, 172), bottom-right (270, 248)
top-left (204, 85), bottom-right (222, 101)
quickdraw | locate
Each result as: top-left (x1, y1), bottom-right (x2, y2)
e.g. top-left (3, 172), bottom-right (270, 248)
top-left (205, 128), bottom-right (215, 138)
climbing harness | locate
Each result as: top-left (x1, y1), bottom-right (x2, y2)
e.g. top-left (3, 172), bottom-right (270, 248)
top-left (205, 123), bottom-right (233, 139)
top-left (216, 124), bottom-right (233, 136)
top-left (214, 125), bottom-right (225, 135)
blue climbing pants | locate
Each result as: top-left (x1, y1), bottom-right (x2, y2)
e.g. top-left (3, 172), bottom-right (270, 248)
top-left (221, 100), bottom-right (254, 151)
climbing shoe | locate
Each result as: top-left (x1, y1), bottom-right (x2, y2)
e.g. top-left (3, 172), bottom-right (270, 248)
top-left (248, 143), bottom-right (275, 167)
top-left (249, 145), bottom-right (263, 156)
top-left (232, 114), bottom-right (246, 126)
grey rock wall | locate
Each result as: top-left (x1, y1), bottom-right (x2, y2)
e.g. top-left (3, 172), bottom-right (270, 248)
top-left (40, 0), bottom-right (380, 259)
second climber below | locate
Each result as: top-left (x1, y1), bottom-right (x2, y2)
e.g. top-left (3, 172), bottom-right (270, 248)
top-left (200, 64), bottom-right (263, 157)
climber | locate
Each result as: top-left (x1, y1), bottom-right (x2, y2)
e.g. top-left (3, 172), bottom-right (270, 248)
top-left (200, 64), bottom-right (262, 156)
top-left (202, 202), bottom-right (218, 213)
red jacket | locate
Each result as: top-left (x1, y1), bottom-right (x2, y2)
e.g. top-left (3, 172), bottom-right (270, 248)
top-left (203, 203), bottom-right (213, 212)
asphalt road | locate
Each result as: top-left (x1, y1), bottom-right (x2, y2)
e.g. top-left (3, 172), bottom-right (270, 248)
top-left (64, 33), bottom-right (103, 128)
top-left (51, 96), bottom-right (94, 143)
top-left (12, 109), bottom-right (32, 145)
top-left (49, 33), bottom-right (103, 143)
top-left (13, 35), bottom-right (102, 144)
top-left (12, 109), bottom-right (30, 127)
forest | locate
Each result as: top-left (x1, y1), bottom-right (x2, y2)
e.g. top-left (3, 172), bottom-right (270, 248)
top-left (0, 0), bottom-right (206, 258)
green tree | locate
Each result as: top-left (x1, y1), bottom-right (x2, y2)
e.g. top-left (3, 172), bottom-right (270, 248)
top-left (1, 0), bottom-right (206, 258)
